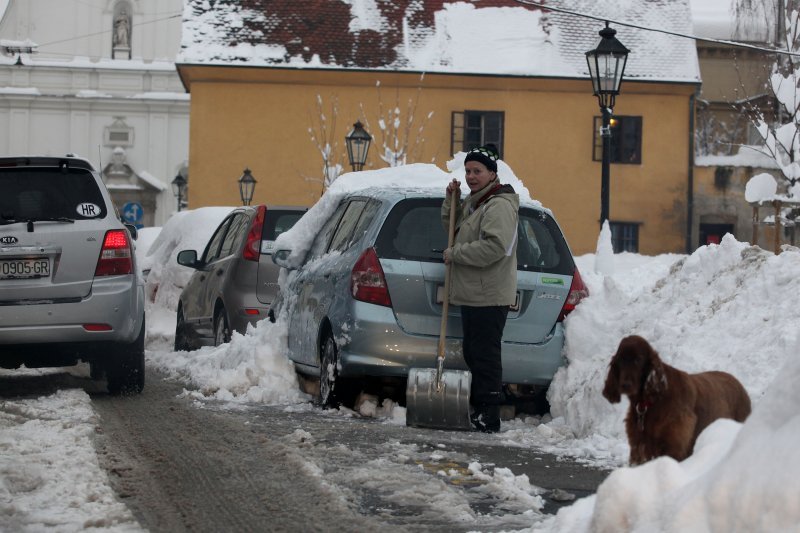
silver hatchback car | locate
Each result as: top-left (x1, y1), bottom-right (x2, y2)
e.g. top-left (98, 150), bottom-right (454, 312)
top-left (174, 204), bottom-right (305, 350)
top-left (0, 155), bottom-right (145, 394)
top-left (271, 187), bottom-right (587, 409)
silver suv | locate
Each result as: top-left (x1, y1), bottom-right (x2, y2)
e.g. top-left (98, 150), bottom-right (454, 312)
top-left (0, 156), bottom-right (145, 394)
top-left (174, 204), bottom-right (305, 350)
top-left (271, 187), bottom-right (587, 409)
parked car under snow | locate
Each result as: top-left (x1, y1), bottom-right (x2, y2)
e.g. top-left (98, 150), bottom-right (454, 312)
top-left (270, 181), bottom-right (587, 410)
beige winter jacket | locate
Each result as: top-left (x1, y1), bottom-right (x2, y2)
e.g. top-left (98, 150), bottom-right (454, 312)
top-left (441, 179), bottom-right (519, 307)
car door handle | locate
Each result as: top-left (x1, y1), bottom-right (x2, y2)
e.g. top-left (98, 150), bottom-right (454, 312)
top-left (215, 268), bottom-right (224, 276)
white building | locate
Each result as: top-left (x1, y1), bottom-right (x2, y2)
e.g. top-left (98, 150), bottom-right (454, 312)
top-left (0, 0), bottom-right (188, 227)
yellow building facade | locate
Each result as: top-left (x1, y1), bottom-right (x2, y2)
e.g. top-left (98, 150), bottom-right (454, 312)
top-left (178, 65), bottom-right (698, 256)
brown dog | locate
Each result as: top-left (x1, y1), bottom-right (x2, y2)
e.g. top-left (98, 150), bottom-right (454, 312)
top-left (603, 335), bottom-right (751, 465)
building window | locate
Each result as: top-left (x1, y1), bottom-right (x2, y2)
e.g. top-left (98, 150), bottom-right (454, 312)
top-left (699, 223), bottom-right (734, 246)
top-left (610, 222), bottom-right (639, 253)
top-left (452, 111), bottom-right (504, 156)
top-left (593, 115), bottom-right (642, 164)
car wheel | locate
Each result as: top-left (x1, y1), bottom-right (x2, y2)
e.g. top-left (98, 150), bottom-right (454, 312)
top-left (319, 334), bottom-right (340, 409)
top-left (107, 318), bottom-right (146, 395)
top-left (174, 306), bottom-right (190, 351)
top-left (318, 333), bottom-right (359, 409)
top-left (214, 307), bottom-right (231, 347)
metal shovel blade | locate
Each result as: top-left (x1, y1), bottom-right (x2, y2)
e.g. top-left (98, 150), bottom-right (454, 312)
top-left (405, 367), bottom-right (472, 430)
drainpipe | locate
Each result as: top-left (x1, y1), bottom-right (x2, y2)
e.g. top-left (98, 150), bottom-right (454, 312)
top-left (686, 90), bottom-right (696, 254)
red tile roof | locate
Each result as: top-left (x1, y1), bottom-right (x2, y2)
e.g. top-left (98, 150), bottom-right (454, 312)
top-left (179, 0), bottom-right (700, 82)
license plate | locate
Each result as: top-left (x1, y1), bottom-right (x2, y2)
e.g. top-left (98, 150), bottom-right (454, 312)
top-left (0, 258), bottom-right (50, 279)
top-left (436, 286), bottom-right (521, 312)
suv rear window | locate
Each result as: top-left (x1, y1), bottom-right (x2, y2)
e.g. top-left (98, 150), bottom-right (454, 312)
top-left (0, 168), bottom-right (107, 220)
top-left (375, 198), bottom-right (575, 275)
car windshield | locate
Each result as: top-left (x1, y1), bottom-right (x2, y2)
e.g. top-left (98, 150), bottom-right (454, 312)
top-left (0, 167), bottom-right (107, 221)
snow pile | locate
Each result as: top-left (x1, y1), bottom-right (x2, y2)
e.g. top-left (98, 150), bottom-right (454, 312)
top-left (593, 220), bottom-right (615, 276)
top-left (539, 342), bottom-right (800, 532)
top-left (550, 234), bottom-right (797, 448)
top-left (0, 390), bottom-right (142, 531)
top-left (150, 314), bottom-right (307, 406)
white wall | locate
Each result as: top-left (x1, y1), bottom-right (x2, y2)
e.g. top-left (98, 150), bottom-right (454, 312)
top-left (0, 0), bottom-right (188, 226)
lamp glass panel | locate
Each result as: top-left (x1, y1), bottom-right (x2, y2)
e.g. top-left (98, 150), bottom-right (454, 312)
top-left (587, 56), bottom-right (600, 94)
top-left (241, 182), bottom-right (253, 204)
top-left (353, 139), bottom-right (369, 164)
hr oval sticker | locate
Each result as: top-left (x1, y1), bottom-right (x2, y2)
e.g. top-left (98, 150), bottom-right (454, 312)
top-left (76, 203), bottom-right (101, 217)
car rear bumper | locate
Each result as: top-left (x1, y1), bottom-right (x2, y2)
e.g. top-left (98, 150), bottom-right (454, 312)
top-left (0, 276), bottom-right (144, 345)
top-left (229, 305), bottom-right (270, 336)
top-left (337, 302), bottom-right (566, 386)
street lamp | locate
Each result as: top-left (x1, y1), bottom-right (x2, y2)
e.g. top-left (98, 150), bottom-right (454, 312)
top-left (586, 22), bottom-right (629, 226)
top-left (345, 120), bottom-right (371, 171)
top-left (171, 173), bottom-right (187, 212)
top-left (238, 168), bottom-right (257, 206)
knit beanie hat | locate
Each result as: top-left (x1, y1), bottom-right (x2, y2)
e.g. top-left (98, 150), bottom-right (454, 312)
top-left (464, 144), bottom-right (500, 173)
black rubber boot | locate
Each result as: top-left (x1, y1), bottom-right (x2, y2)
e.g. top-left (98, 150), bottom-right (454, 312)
top-left (470, 404), bottom-right (500, 433)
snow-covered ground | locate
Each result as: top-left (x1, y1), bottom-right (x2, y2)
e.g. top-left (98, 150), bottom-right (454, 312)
top-left (3, 158), bottom-right (799, 531)
top-left (0, 386), bottom-right (142, 531)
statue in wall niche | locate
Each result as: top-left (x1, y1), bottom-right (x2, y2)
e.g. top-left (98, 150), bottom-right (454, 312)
top-left (114, 11), bottom-right (130, 48)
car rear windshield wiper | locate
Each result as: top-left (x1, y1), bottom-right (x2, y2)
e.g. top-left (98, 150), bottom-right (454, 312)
top-left (26, 216), bottom-right (75, 223)
top-left (0, 216), bottom-right (75, 232)
top-left (26, 217), bottom-right (75, 232)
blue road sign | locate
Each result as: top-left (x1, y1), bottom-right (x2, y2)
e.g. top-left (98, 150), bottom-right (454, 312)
top-left (122, 202), bottom-right (144, 228)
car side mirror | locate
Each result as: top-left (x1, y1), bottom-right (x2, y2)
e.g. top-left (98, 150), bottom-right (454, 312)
top-left (176, 249), bottom-right (200, 268)
top-left (272, 248), bottom-right (294, 269)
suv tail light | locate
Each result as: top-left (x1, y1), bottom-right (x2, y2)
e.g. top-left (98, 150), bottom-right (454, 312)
top-left (351, 247), bottom-right (392, 307)
top-left (243, 206), bottom-right (266, 262)
top-left (558, 267), bottom-right (589, 321)
top-left (95, 229), bottom-right (133, 276)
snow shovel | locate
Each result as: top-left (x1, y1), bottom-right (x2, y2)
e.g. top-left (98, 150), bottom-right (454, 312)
top-left (405, 188), bottom-right (472, 430)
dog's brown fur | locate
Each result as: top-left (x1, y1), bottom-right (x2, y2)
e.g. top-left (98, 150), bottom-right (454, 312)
top-left (603, 335), bottom-right (751, 465)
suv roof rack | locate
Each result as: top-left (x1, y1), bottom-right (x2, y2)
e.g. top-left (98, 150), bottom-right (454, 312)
top-left (0, 156), bottom-right (96, 171)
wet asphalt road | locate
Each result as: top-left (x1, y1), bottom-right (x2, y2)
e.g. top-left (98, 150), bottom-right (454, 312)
top-left (1, 367), bottom-right (611, 532)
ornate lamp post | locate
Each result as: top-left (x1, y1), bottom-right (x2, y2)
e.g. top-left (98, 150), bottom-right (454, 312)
top-left (238, 168), bottom-right (257, 206)
top-left (586, 22), bottom-right (629, 226)
top-left (345, 121), bottom-right (371, 171)
top-left (171, 173), bottom-right (187, 212)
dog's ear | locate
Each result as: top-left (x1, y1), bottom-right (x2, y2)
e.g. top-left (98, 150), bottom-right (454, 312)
top-left (643, 341), bottom-right (667, 396)
top-left (602, 359), bottom-right (621, 403)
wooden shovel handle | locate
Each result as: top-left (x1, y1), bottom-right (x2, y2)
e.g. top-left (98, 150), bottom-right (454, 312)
top-left (438, 187), bottom-right (458, 360)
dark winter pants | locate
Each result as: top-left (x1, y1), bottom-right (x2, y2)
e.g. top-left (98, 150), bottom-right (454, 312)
top-left (460, 305), bottom-right (509, 407)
